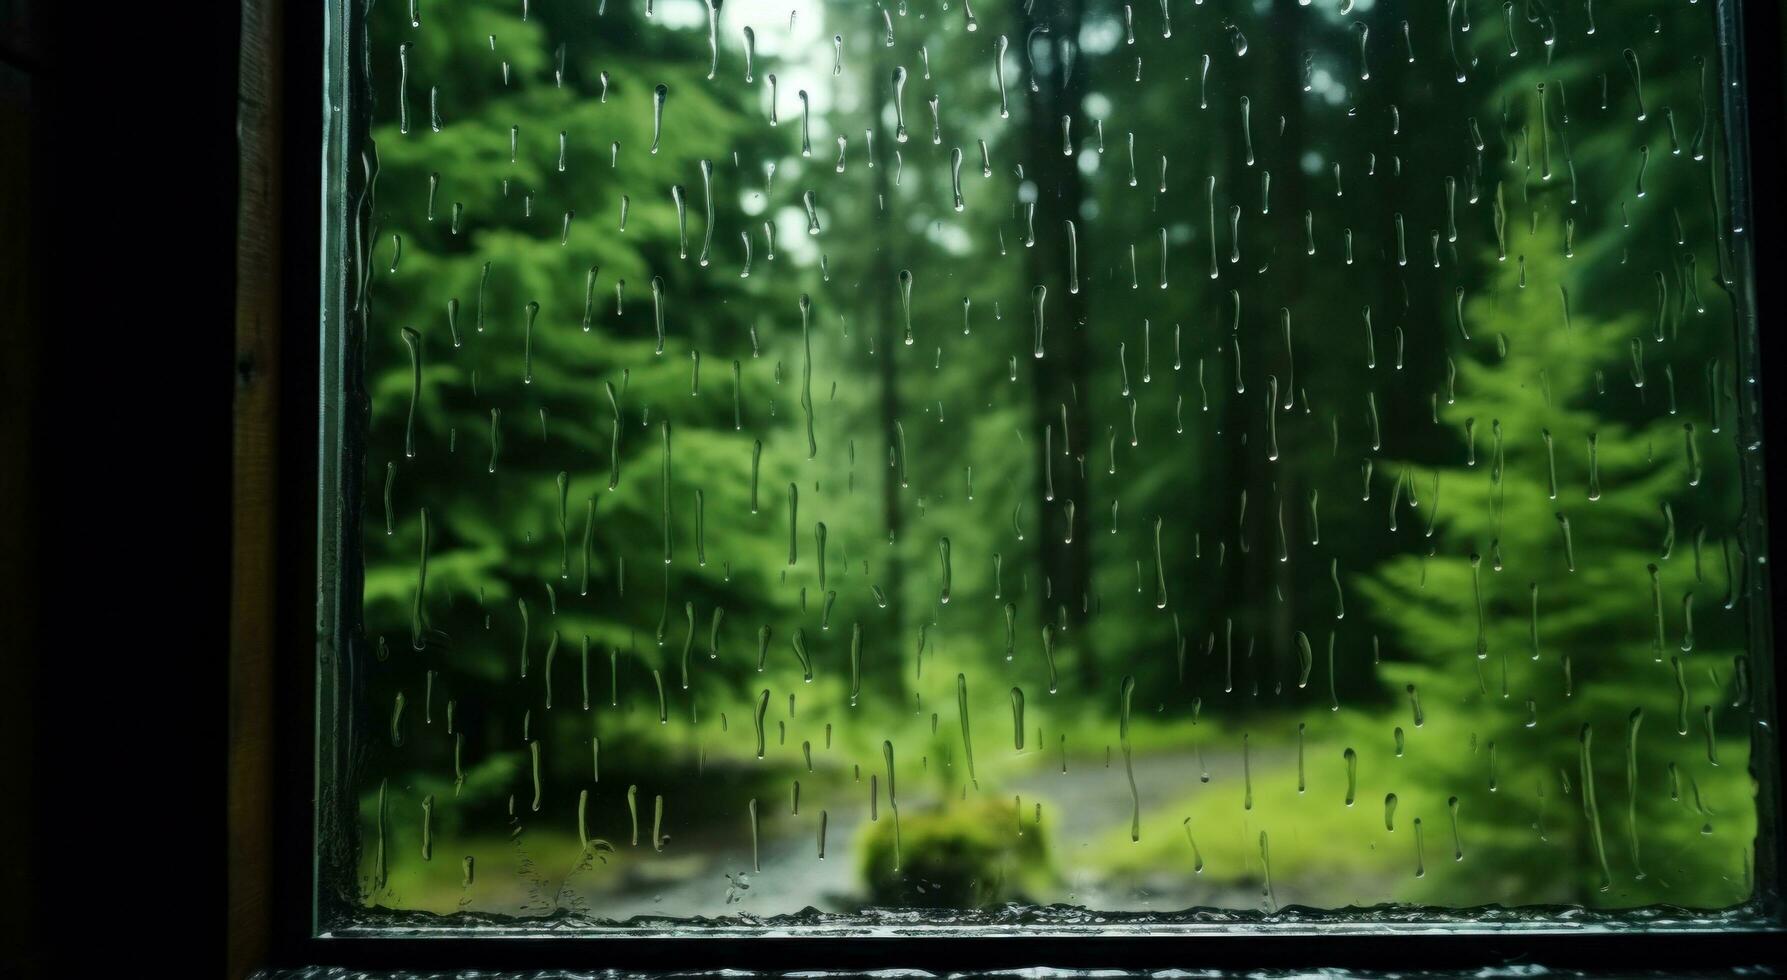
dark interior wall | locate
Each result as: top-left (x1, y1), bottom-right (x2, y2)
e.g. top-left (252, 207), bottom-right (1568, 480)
top-left (2, 1), bottom-right (241, 975)
top-left (0, 1), bottom-right (47, 970)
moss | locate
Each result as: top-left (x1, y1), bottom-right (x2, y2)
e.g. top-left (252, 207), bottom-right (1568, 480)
top-left (856, 796), bottom-right (1053, 908)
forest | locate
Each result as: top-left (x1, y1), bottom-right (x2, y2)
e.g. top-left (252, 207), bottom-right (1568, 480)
top-left (340, 0), bottom-right (1765, 921)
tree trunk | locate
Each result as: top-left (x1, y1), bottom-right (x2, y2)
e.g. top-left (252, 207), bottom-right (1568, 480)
top-left (1020, 0), bottom-right (1097, 692)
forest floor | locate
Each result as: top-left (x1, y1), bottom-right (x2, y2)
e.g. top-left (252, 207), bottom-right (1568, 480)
top-left (586, 745), bottom-right (1271, 918)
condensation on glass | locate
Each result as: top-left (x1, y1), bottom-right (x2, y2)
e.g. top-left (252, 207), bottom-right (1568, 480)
top-left (317, 0), bottom-right (1780, 934)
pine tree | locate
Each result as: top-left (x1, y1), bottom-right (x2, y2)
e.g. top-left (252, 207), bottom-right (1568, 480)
top-left (1357, 0), bottom-right (1756, 908)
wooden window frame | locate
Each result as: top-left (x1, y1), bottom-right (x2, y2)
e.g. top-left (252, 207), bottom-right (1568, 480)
top-left (227, 0), bottom-right (1787, 975)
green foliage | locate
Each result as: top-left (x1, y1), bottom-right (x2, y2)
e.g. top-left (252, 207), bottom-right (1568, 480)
top-left (1347, 3), bottom-right (1756, 909)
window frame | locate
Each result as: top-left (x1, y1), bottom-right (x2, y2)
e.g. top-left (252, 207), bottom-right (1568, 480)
top-left (232, 0), bottom-right (1787, 972)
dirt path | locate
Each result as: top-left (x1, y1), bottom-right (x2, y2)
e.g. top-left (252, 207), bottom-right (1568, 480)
top-left (566, 746), bottom-right (1268, 919)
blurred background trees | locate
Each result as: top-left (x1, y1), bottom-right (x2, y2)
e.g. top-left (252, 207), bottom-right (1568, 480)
top-left (346, 0), bottom-right (1760, 918)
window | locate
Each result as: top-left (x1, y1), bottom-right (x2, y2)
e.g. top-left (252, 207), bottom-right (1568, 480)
top-left (313, 0), bottom-right (1782, 940)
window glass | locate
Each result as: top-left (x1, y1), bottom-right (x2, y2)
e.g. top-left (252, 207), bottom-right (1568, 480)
top-left (332, 0), bottom-right (1771, 927)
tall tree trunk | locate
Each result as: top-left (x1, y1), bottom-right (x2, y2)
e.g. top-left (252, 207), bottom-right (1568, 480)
top-left (865, 22), bottom-right (908, 696)
top-left (1211, 0), bottom-right (1313, 699)
top-left (1020, 0), bottom-right (1097, 691)
top-left (1263, 0), bottom-right (1312, 693)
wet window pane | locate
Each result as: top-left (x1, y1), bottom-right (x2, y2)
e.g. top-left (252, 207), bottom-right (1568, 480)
top-left (323, 0), bottom-right (1776, 929)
